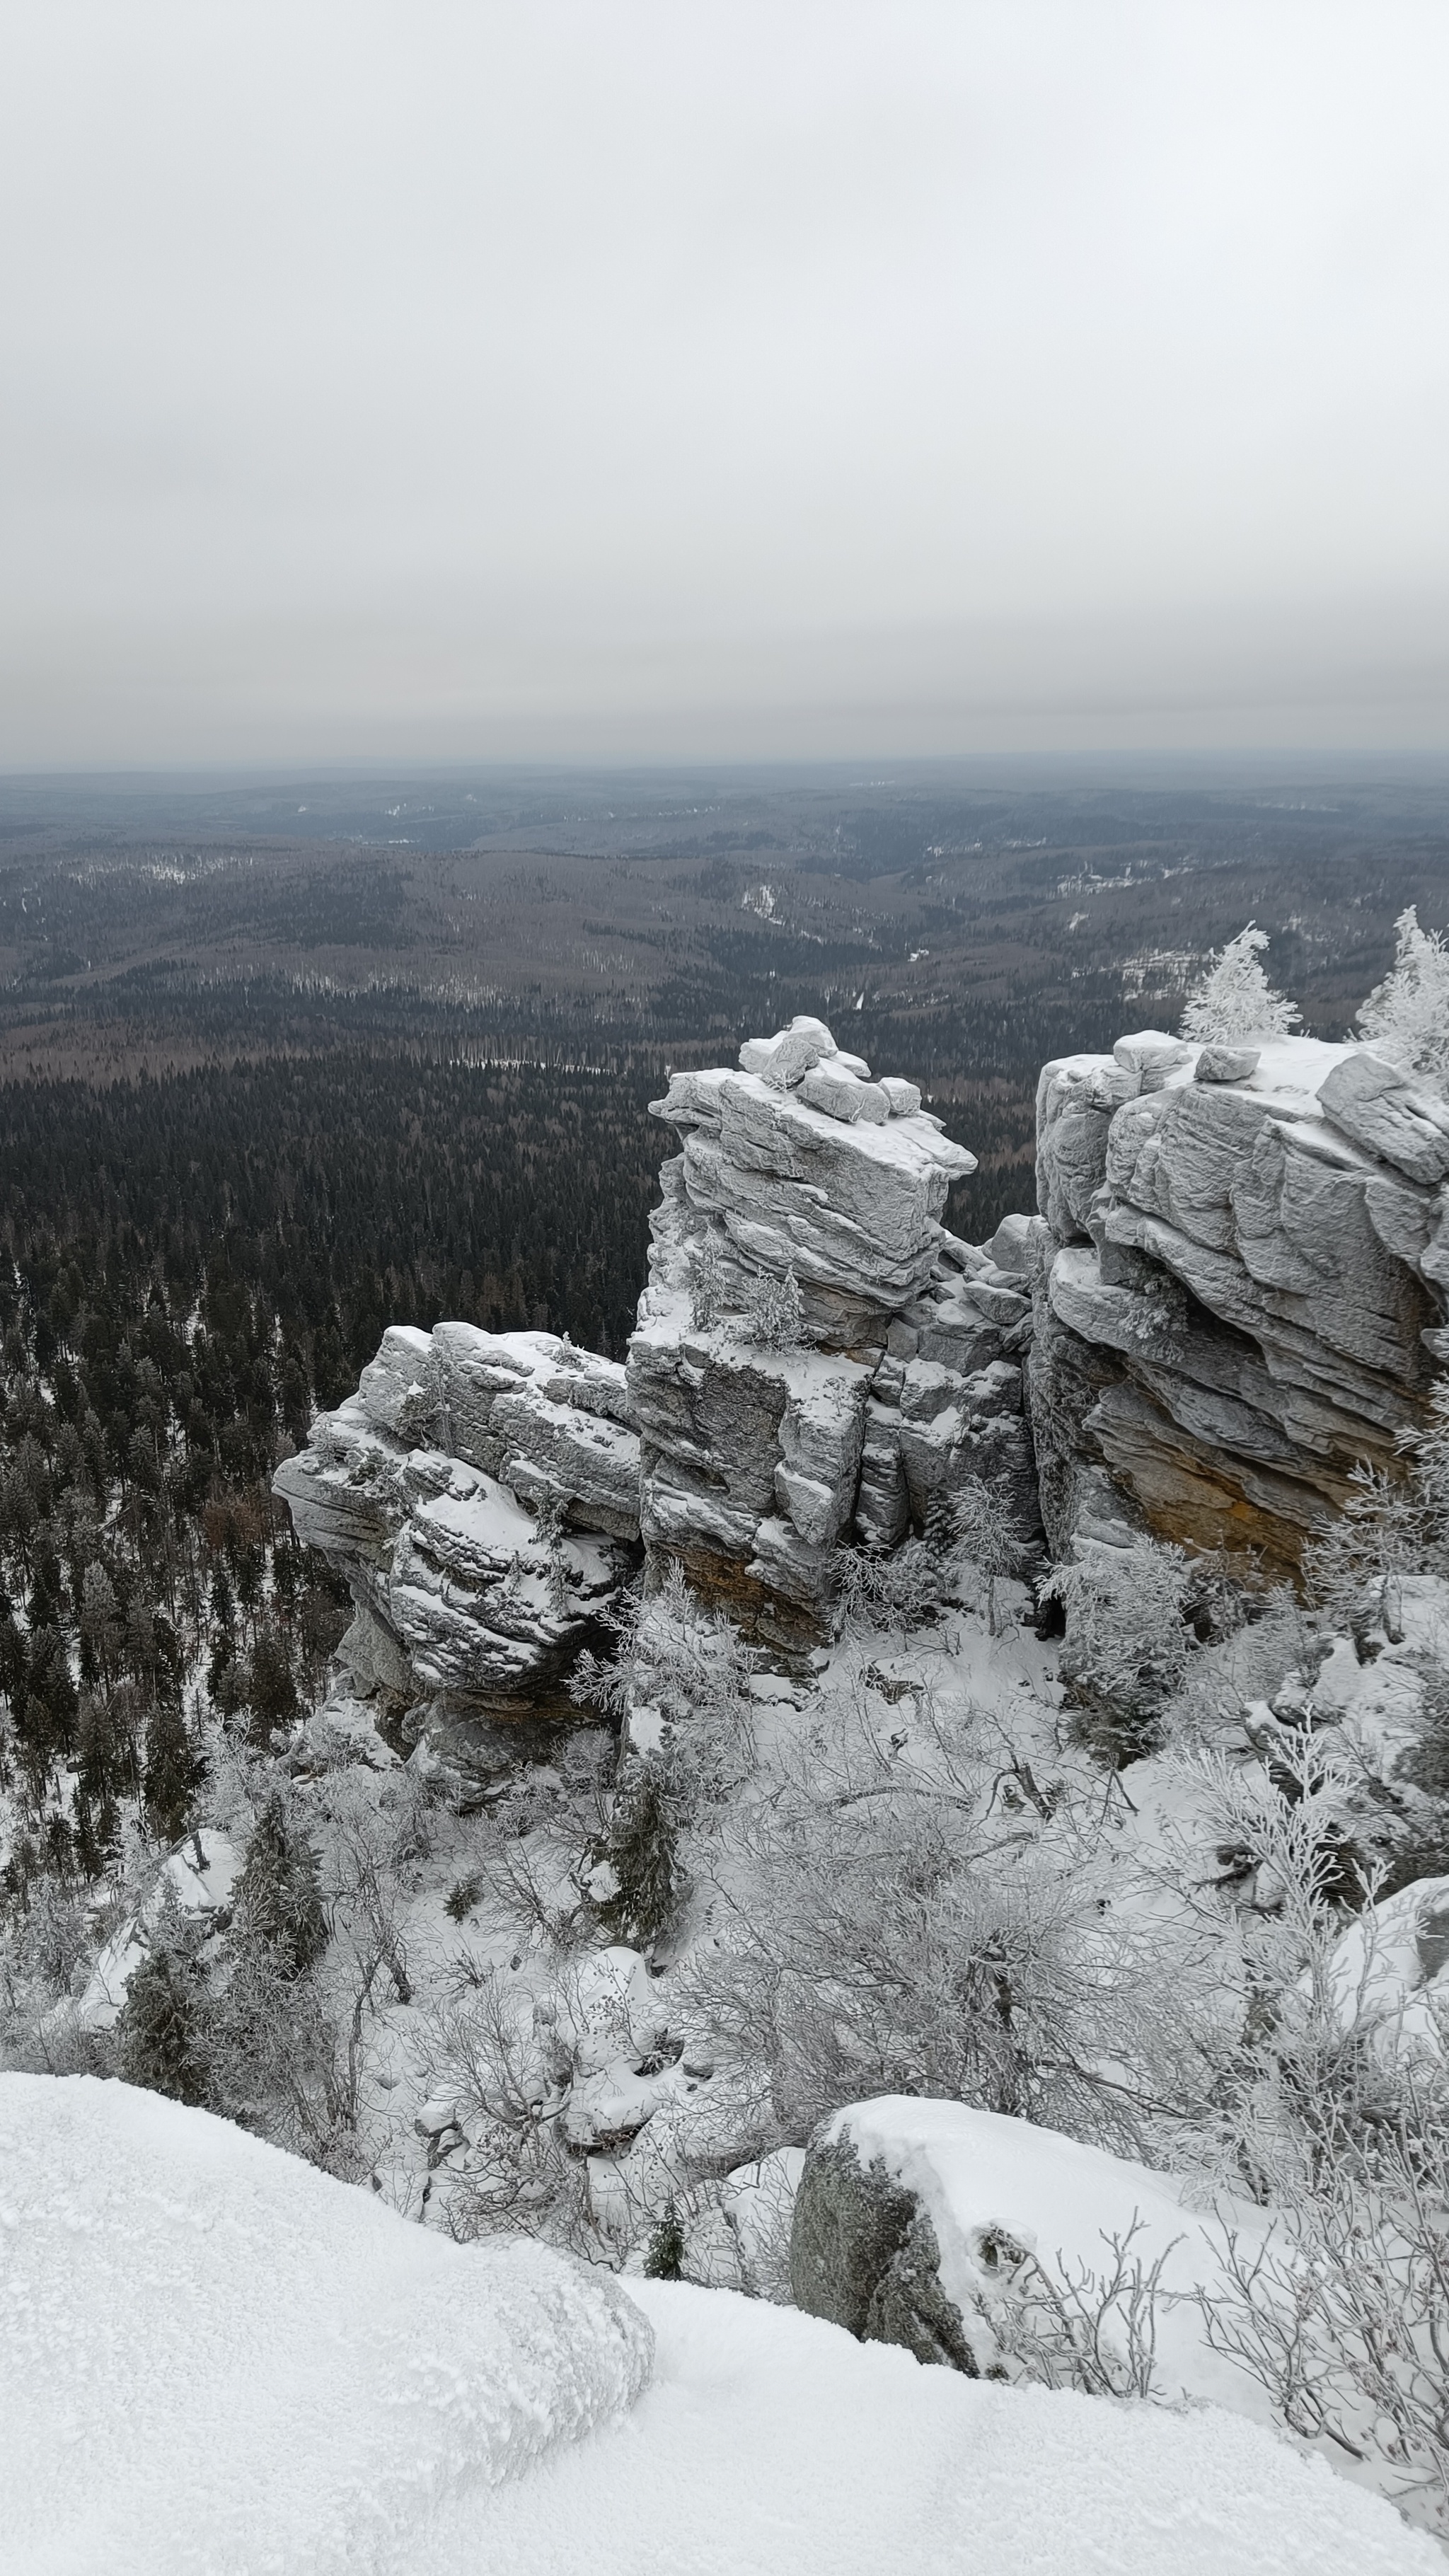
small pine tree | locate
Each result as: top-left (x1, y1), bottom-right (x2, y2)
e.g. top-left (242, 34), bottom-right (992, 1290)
top-left (1356, 905), bottom-right (1449, 1090)
top-left (143, 1697), bottom-right (204, 1844)
top-left (115, 1907), bottom-right (212, 2107)
top-left (644, 2198), bottom-right (686, 2280)
top-left (744, 1266), bottom-right (804, 1351)
top-left (1180, 924), bottom-right (1300, 1046)
top-left (688, 1236), bottom-right (730, 1332)
top-left (594, 1761), bottom-right (679, 1946)
top-left (234, 1791), bottom-right (328, 1978)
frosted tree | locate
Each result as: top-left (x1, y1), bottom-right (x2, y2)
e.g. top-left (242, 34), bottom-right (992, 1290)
top-left (744, 1266), bottom-right (804, 1351)
top-left (1179, 924), bottom-right (1300, 1046)
top-left (951, 1476), bottom-right (1030, 1636)
top-left (1356, 905), bottom-right (1449, 1090)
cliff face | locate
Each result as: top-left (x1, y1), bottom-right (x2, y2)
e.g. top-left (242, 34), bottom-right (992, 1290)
top-left (275, 1016), bottom-right (1044, 1714)
top-left (629, 1021), bottom-right (1041, 1641)
top-left (1029, 1031), bottom-right (1449, 1581)
top-left (273, 1015), bottom-right (1449, 1731)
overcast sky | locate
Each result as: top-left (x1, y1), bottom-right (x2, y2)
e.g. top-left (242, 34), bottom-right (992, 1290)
top-left (2, 1), bottom-right (1446, 768)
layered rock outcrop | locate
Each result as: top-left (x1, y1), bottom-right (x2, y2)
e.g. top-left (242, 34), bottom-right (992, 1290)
top-left (630, 1019), bottom-right (1041, 1639)
top-left (274, 1324), bottom-right (640, 1723)
top-left (1029, 1032), bottom-right (1449, 1581)
top-left (275, 1016), bottom-right (1044, 1709)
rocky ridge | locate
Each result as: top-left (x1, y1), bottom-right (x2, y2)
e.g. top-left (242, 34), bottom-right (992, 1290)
top-left (276, 1017), bottom-right (1044, 1717)
top-left (632, 1017), bottom-right (1041, 1639)
top-left (1030, 1030), bottom-right (1449, 1578)
top-left (275, 1015), bottom-right (1449, 1727)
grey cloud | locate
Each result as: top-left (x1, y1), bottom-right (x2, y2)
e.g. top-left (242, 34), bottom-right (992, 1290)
top-left (1, 1), bottom-right (1446, 765)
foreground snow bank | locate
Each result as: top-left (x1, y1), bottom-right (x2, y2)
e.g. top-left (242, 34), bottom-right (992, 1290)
top-left (0, 2074), bottom-right (652, 2576)
top-left (421, 2282), bottom-right (1436, 2576)
top-left (2, 2077), bottom-right (1433, 2576)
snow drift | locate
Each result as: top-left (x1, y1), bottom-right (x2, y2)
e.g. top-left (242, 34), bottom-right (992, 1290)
top-left (0, 2073), bottom-right (653, 2576)
top-left (1, 2074), bottom-right (1437, 2576)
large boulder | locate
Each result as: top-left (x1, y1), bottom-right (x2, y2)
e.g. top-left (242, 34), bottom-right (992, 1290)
top-left (275, 1326), bottom-right (639, 1731)
top-left (791, 2097), bottom-right (1273, 2414)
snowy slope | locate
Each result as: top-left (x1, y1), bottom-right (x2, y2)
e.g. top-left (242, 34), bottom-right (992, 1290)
top-left (1, 2073), bottom-right (1437, 2576)
top-left (0, 2073), bottom-right (652, 2576)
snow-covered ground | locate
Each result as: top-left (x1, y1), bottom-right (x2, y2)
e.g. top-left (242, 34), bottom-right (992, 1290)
top-left (1, 2071), bottom-right (1435, 2576)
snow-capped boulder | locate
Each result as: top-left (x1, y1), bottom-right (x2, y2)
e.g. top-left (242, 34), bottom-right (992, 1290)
top-left (792, 2097), bottom-right (1272, 2415)
top-left (1029, 1030), bottom-right (1449, 1578)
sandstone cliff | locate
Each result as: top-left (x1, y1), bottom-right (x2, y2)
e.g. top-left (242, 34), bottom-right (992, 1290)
top-left (1029, 1031), bottom-right (1449, 1580)
top-left (632, 1018), bottom-right (1039, 1640)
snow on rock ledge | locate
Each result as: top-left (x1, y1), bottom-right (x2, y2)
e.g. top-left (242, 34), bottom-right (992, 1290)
top-left (794, 2096), bottom-right (1272, 2416)
top-left (1029, 1030), bottom-right (1449, 1578)
top-left (275, 1325), bottom-right (639, 1731)
top-left (0, 2072), bottom-right (653, 2576)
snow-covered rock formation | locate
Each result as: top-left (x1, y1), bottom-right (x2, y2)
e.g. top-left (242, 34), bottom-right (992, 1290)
top-left (791, 2096), bottom-right (1273, 2414)
top-left (632, 1018), bottom-right (1039, 1637)
top-left (1029, 1031), bottom-right (1449, 1580)
top-left (275, 1324), bottom-right (640, 1726)
top-left (277, 1019), bottom-right (1043, 1697)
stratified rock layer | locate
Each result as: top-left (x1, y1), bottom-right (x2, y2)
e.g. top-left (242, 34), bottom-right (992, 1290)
top-left (630, 1020), bottom-right (1040, 1639)
top-left (1029, 1031), bottom-right (1449, 1580)
top-left (275, 1326), bottom-right (640, 1722)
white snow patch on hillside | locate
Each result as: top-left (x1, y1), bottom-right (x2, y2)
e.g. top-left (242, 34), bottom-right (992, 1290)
top-left (2, 2072), bottom-right (1436, 2576)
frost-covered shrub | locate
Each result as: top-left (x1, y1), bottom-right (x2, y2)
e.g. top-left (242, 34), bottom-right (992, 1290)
top-left (683, 1679), bottom-right (1184, 2156)
top-left (1040, 1537), bottom-right (1193, 1762)
top-left (571, 1561), bottom-right (758, 1807)
top-left (688, 1236), bottom-right (730, 1332)
top-left (1356, 905), bottom-right (1449, 1090)
top-left (950, 1477), bottom-right (1031, 1636)
top-left (742, 1265), bottom-right (804, 1351)
top-left (1180, 923), bottom-right (1300, 1045)
top-left (1303, 1384), bottom-right (1449, 1642)
top-left (835, 1537), bottom-right (945, 1642)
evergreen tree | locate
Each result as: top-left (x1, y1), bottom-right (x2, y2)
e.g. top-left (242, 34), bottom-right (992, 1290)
top-left (1356, 905), bottom-right (1449, 1089)
top-left (234, 1791), bottom-right (328, 1978)
top-left (1180, 924), bottom-right (1300, 1045)
top-left (143, 1697), bottom-right (204, 1844)
top-left (115, 1909), bottom-right (212, 2108)
top-left (644, 2198), bottom-right (686, 2279)
top-left (594, 1761), bottom-right (679, 1946)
